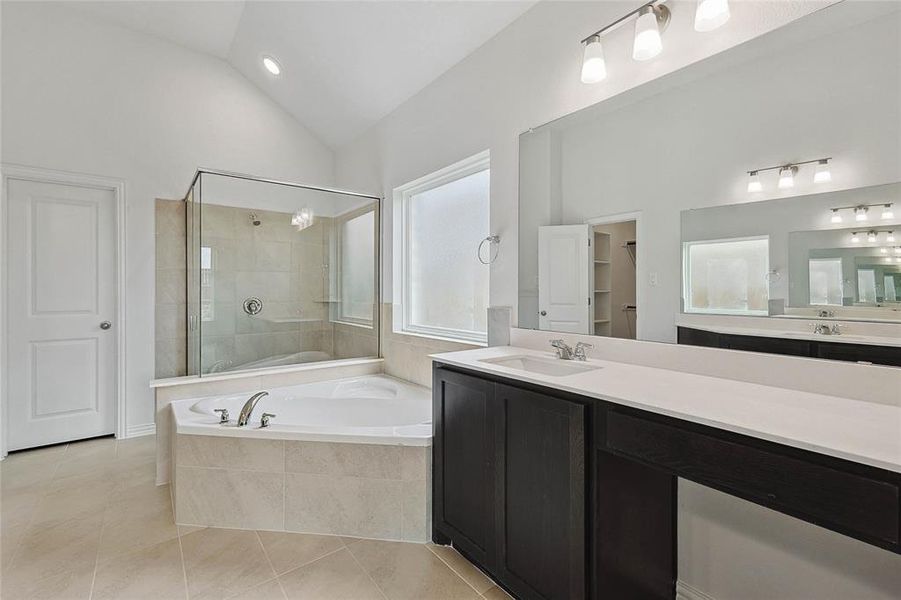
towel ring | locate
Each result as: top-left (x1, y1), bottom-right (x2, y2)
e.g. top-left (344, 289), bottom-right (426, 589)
top-left (478, 235), bottom-right (500, 265)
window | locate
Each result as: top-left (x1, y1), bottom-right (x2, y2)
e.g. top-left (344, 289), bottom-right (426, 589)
top-left (394, 151), bottom-right (490, 343)
top-left (335, 209), bottom-right (375, 326)
top-left (808, 258), bottom-right (843, 306)
top-left (683, 236), bottom-right (769, 315)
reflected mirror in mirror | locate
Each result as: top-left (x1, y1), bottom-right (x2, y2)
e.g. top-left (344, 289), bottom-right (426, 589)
top-left (517, 1), bottom-right (900, 343)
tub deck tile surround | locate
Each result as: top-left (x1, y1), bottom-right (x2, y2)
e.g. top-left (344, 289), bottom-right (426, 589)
top-left (173, 435), bottom-right (432, 542)
top-left (0, 436), bottom-right (511, 600)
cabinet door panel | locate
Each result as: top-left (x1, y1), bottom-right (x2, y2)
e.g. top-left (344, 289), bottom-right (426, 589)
top-left (496, 384), bottom-right (585, 600)
top-left (433, 368), bottom-right (497, 566)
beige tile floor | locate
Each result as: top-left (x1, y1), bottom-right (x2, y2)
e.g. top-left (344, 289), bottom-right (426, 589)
top-left (1, 436), bottom-right (513, 600)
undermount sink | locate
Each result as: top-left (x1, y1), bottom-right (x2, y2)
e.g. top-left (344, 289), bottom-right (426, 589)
top-left (479, 355), bottom-right (601, 377)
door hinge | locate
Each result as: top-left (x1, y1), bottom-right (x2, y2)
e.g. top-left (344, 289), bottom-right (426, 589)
top-left (588, 297), bottom-right (591, 305)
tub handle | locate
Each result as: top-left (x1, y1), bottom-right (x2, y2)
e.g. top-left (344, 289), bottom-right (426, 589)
top-left (214, 408), bottom-right (229, 424)
top-left (260, 413), bottom-right (276, 428)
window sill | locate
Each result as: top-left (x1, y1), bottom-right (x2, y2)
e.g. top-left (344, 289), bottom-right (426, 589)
top-left (331, 319), bottom-right (375, 330)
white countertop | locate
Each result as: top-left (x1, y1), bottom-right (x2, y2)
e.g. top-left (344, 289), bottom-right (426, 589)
top-left (431, 346), bottom-right (901, 473)
top-left (676, 321), bottom-right (901, 348)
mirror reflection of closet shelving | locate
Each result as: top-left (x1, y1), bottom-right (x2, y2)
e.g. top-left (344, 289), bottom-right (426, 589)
top-left (592, 228), bottom-right (612, 335)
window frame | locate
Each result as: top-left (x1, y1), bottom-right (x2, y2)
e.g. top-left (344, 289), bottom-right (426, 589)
top-left (682, 235), bottom-right (770, 316)
top-left (393, 150), bottom-right (490, 345)
top-left (331, 204), bottom-right (378, 329)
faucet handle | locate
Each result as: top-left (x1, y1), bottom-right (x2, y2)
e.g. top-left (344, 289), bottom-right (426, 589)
top-left (213, 408), bottom-right (229, 424)
top-left (574, 342), bottom-right (593, 361)
top-left (260, 413), bottom-right (276, 428)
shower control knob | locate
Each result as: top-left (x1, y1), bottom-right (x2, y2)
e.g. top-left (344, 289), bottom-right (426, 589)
top-left (100, 321), bottom-right (112, 330)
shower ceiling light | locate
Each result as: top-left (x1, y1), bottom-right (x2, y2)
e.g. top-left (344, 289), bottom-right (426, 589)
top-left (633, 5), bottom-right (665, 61)
top-left (694, 0), bottom-right (730, 32)
top-left (581, 35), bottom-right (607, 84)
top-left (262, 56), bottom-right (281, 76)
top-left (747, 171), bottom-right (762, 193)
top-left (882, 204), bottom-right (895, 220)
top-left (292, 208), bottom-right (313, 231)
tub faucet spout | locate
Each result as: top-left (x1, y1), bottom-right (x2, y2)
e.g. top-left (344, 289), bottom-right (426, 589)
top-left (237, 391), bottom-right (269, 427)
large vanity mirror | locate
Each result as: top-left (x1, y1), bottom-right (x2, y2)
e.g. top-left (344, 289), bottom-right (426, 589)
top-left (518, 1), bottom-right (900, 344)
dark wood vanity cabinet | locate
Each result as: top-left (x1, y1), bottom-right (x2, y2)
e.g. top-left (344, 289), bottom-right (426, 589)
top-left (433, 362), bottom-right (901, 600)
top-left (678, 326), bottom-right (901, 367)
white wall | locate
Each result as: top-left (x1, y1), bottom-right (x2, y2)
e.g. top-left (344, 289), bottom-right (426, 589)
top-left (335, 1), bottom-right (901, 597)
top-left (1, 2), bottom-right (336, 432)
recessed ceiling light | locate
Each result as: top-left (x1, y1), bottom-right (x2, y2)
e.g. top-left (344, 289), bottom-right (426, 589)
top-left (262, 56), bottom-right (281, 76)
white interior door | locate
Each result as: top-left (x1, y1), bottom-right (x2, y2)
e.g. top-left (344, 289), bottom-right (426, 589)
top-left (6, 178), bottom-right (117, 450)
top-left (538, 224), bottom-right (590, 333)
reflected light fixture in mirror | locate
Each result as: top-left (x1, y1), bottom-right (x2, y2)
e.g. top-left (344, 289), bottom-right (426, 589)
top-left (855, 206), bottom-right (869, 221)
top-left (882, 204), bottom-right (895, 219)
top-left (881, 247), bottom-right (889, 254)
top-left (888, 231), bottom-right (896, 243)
top-left (291, 207), bottom-right (314, 231)
top-left (633, 5), bottom-right (664, 61)
top-left (851, 232), bottom-right (861, 243)
top-left (581, 35), bottom-right (607, 83)
top-left (777, 166), bottom-right (796, 189)
top-left (747, 171), bottom-right (762, 193)
top-left (830, 209), bottom-right (842, 223)
top-left (814, 159), bottom-right (832, 183)
top-left (867, 231), bottom-right (878, 243)
top-left (694, 0), bottom-right (730, 32)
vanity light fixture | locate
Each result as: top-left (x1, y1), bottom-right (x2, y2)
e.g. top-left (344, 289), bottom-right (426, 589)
top-left (580, 1), bottom-right (670, 84)
top-left (633, 4), bottom-right (667, 61)
top-left (262, 55), bottom-right (281, 76)
top-left (855, 206), bottom-right (869, 222)
top-left (777, 166), bottom-right (796, 190)
top-left (291, 207), bottom-right (314, 231)
top-left (867, 231), bottom-right (877, 243)
top-left (694, 0), bottom-right (730, 32)
top-left (581, 35), bottom-right (607, 83)
top-left (830, 209), bottom-right (842, 224)
top-left (747, 171), bottom-right (762, 193)
top-left (851, 232), bottom-right (861, 243)
top-left (888, 231), bottom-right (896, 243)
top-left (882, 204), bottom-right (895, 220)
top-left (813, 159), bottom-right (832, 183)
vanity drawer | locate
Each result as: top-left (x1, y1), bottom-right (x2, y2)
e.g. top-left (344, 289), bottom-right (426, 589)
top-left (604, 410), bottom-right (900, 551)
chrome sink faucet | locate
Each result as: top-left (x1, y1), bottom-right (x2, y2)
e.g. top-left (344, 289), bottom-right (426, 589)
top-left (813, 323), bottom-right (841, 336)
top-left (237, 391), bottom-right (269, 427)
top-left (550, 340), bottom-right (593, 361)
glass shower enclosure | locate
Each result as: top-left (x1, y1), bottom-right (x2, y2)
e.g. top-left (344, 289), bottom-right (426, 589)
top-left (184, 170), bottom-right (380, 376)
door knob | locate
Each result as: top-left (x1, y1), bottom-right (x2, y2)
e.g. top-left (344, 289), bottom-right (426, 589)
top-left (100, 321), bottom-right (112, 330)
top-left (539, 310), bottom-right (547, 316)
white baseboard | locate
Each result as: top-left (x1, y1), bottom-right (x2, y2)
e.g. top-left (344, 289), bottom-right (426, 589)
top-left (677, 581), bottom-right (717, 600)
top-left (125, 423), bottom-right (156, 438)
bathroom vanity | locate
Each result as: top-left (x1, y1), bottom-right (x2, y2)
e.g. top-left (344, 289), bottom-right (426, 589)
top-left (430, 347), bottom-right (901, 600)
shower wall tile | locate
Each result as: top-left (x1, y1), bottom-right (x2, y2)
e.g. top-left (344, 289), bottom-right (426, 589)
top-left (285, 441), bottom-right (404, 480)
top-left (177, 435), bottom-right (285, 472)
top-left (155, 199), bottom-right (187, 378)
top-left (156, 269), bottom-right (186, 304)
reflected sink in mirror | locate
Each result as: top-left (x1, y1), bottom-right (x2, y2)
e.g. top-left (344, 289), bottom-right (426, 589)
top-left (479, 355), bottom-right (601, 377)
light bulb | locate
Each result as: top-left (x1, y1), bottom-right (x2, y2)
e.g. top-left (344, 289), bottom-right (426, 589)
top-left (882, 204), bottom-right (895, 220)
top-left (880, 247), bottom-right (889, 254)
top-left (814, 159), bottom-right (831, 183)
top-left (830, 209), bottom-right (842, 224)
top-left (694, 0), bottom-right (730, 32)
top-left (633, 5), bottom-right (663, 61)
top-left (888, 232), bottom-right (896, 243)
top-left (867, 231), bottom-right (877, 243)
top-left (777, 166), bottom-right (795, 189)
top-left (262, 56), bottom-right (281, 76)
top-left (855, 207), bottom-right (868, 222)
top-left (851, 233), bottom-right (860, 243)
top-left (747, 171), bottom-right (762, 193)
top-left (581, 35), bottom-right (607, 84)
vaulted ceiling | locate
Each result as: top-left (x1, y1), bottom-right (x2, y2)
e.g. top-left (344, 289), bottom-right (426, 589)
top-left (64, 1), bottom-right (536, 149)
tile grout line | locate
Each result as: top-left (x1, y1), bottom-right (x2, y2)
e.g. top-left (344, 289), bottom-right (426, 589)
top-left (253, 530), bottom-right (289, 600)
top-left (175, 523), bottom-right (191, 600)
top-left (344, 544), bottom-right (391, 600)
top-left (425, 544), bottom-right (492, 597)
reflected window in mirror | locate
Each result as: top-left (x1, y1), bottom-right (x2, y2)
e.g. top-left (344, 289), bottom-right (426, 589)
top-left (808, 258), bottom-right (843, 306)
top-left (683, 237), bottom-right (769, 315)
top-left (858, 269), bottom-right (878, 304)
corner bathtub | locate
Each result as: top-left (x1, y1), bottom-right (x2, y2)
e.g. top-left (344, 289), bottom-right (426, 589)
top-left (171, 374), bottom-right (432, 445)
top-left (169, 374), bottom-right (434, 541)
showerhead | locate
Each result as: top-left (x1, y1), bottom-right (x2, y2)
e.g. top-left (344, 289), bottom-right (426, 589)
top-left (250, 213), bottom-right (261, 226)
